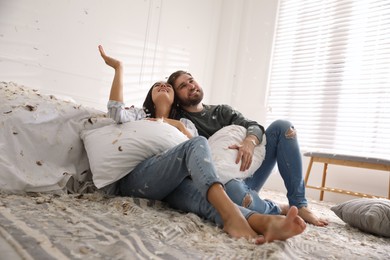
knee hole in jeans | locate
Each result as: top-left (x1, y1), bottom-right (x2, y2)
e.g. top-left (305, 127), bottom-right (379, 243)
top-left (242, 193), bottom-right (252, 208)
top-left (285, 126), bottom-right (297, 139)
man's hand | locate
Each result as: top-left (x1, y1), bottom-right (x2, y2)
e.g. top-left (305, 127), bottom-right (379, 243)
top-left (228, 137), bottom-right (257, 171)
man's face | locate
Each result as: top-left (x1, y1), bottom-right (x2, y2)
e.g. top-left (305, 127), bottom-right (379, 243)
top-left (173, 73), bottom-right (204, 107)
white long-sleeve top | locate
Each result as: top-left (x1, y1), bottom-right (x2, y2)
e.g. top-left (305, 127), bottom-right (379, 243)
top-left (107, 100), bottom-right (198, 137)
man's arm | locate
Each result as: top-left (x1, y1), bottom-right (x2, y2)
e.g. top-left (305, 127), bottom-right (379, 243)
top-left (246, 125), bottom-right (264, 145)
top-left (222, 105), bottom-right (265, 171)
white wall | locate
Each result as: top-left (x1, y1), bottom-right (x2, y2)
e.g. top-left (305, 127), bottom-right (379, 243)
top-left (0, 0), bottom-right (221, 111)
top-left (209, 0), bottom-right (278, 123)
top-left (1, 0), bottom-right (387, 203)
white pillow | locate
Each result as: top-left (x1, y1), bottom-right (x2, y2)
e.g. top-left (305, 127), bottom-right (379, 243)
top-left (81, 120), bottom-right (188, 188)
top-left (208, 125), bottom-right (266, 184)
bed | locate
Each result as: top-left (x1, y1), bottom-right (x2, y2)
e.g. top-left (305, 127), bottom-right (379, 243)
top-left (1, 82), bottom-right (389, 259)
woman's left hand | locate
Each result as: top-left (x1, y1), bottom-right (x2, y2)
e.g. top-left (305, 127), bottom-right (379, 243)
top-left (147, 118), bottom-right (192, 138)
top-left (147, 117), bottom-right (177, 126)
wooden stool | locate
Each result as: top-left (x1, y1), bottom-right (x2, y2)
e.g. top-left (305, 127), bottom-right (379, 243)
top-left (304, 152), bottom-right (390, 201)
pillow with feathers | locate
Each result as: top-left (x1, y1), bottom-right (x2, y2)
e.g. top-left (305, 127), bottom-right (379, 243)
top-left (208, 125), bottom-right (266, 184)
top-left (81, 120), bottom-right (188, 188)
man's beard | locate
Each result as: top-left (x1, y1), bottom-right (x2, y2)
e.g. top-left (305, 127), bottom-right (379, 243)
top-left (179, 90), bottom-right (203, 107)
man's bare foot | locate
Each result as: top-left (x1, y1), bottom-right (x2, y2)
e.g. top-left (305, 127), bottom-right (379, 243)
top-left (298, 206), bottom-right (328, 226)
top-left (280, 204), bottom-right (328, 226)
top-left (278, 203), bottom-right (289, 215)
top-left (247, 206), bottom-right (306, 242)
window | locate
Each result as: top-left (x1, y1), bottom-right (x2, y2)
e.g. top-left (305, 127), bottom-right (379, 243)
top-left (266, 0), bottom-right (390, 158)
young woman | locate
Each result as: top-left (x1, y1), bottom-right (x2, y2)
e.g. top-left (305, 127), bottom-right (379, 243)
top-left (98, 45), bottom-right (306, 243)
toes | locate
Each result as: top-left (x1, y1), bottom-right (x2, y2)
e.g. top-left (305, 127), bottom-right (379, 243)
top-left (253, 236), bottom-right (266, 245)
top-left (286, 206), bottom-right (298, 219)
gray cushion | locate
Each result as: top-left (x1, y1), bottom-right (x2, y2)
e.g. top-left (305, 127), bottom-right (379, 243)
top-left (331, 198), bottom-right (390, 237)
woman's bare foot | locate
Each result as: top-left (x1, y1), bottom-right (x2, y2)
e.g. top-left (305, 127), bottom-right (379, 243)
top-left (207, 184), bottom-right (264, 244)
top-left (247, 206), bottom-right (306, 242)
top-left (298, 206), bottom-right (328, 226)
top-left (98, 45), bottom-right (122, 69)
top-left (222, 206), bottom-right (266, 244)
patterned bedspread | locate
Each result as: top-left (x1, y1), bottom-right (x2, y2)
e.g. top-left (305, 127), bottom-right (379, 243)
top-left (1, 189), bottom-right (389, 260)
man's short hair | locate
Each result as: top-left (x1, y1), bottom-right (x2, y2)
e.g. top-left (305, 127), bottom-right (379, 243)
top-left (167, 70), bottom-right (191, 88)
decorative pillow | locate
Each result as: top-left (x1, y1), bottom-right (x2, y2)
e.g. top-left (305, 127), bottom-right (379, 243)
top-left (80, 120), bottom-right (188, 188)
top-left (331, 198), bottom-right (390, 237)
top-left (208, 125), bottom-right (266, 184)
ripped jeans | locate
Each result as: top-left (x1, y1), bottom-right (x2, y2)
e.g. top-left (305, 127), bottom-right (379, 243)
top-left (118, 136), bottom-right (255, 226)
top-left (231, 119), bottom-right (308, 210)
top-left (117, 120), bottom-right (306, 226)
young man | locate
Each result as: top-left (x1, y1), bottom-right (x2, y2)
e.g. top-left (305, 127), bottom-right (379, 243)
top-left (167, 71), bottom-right (328, 226)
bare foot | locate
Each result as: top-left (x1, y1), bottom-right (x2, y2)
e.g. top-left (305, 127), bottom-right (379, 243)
top-left (208, 184), bottom-right (265, 244)
top-left (222, 208), bottom-right (266, 244)
top-left (278, 203), bottom-right (289, 215)
top-left (98, 45), bottom-right (122, 69)
top-left (247, 206), bottom-right (306, 242)
top-left (298, 206), bottom-right (328, 226)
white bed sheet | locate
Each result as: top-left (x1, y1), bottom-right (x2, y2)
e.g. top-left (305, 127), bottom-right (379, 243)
top-left (0, 82), bottom-right (112, 193)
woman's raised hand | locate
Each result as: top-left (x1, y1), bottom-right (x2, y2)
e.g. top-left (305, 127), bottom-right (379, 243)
top-left (100, 45), bottom-right (124, 102)
top-left (98, 45), bottom-right (122, 70)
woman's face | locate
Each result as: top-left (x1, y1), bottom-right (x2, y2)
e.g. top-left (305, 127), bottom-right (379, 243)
top-left (151, 81), bottom-right (175, 106)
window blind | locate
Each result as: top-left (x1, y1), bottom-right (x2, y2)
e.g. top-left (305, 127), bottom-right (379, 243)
top-left (266, 0), bottom-right (390, 159)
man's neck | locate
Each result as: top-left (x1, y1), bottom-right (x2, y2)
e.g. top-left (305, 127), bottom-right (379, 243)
top-left (182, 103), bottom-right (204, 113)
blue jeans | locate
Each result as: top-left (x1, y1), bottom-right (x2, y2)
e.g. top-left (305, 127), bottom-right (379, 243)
top-left (118, 136), bottom-right (254, 226)
top-left (164, 120), bottom-right (308, 221)
top-left (244, 119), bottom-right (308, 208)
top-left (225, 179), bottom-right (281, 215)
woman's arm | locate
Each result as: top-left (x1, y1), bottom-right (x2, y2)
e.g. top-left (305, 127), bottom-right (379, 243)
top-left (99, 45), bottom-right (147, 123)
top-left (164, 118), bottom-right (193, 138)
top-left (98, 45), bottom-right (123, 103)
top-left (148, 118), bottom-right (197, 139)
